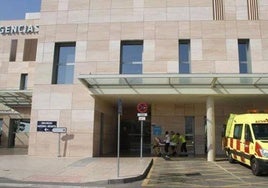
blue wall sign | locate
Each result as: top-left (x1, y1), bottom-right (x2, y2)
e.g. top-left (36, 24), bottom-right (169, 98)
top-left (153, 126), bottom-right (162, 136)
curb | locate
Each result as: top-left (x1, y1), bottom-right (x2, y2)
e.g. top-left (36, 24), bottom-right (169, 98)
top-left (108, 158), bottom-right (153, 184)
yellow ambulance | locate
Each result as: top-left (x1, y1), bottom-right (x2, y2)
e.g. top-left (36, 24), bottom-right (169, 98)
top-left (223, 113), bottom-right (268, 176)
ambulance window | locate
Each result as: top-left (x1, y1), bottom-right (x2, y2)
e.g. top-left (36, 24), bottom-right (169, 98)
top-left (252, 124), bottom-right (268, 140)
top-left (234, 124), bottom-right (243, 139)
top-left (245, 124), bottom-right (253, 142)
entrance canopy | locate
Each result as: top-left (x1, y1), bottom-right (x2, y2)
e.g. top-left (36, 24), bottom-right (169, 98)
top-left (78, 73), bottom-right (268, 95)
top-left (0, 90), bottom-right (32, 107)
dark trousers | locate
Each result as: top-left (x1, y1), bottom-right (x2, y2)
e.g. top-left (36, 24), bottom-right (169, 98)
top-left (165, 143), bottom-right (170, 154)
top-left (181, 142), bottom-right (187, 152)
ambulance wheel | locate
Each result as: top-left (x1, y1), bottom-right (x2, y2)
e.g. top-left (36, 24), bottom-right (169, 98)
top-left (228, 151), bottom-right (235, 163)
top-left (251, 158), bottom-right (261, 176)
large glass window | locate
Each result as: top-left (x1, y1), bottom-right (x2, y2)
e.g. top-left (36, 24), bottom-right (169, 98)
top-left (238, 39), bottom-right (251, 73)
top-left (179, 40), bottom-right (190, 74)
top-left (120, 41), bottom-right (143, 74)
top-left (52, 42), bottom-right (76, 84)
top-left (23, 39), bottom-right (38, 61)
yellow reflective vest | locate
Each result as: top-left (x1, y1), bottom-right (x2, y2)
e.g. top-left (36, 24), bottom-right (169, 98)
top-left (179, 135), bottom-right (186, 143)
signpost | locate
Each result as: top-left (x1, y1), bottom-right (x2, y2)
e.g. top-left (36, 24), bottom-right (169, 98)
top-left (117, 99), bottom-right (122, 177)
top-left (52, 127), bottom-right (67, 157)
top-left (137, 102), bottom-right (148, 113)
top-left (137, 102), bottom-right (148, 158)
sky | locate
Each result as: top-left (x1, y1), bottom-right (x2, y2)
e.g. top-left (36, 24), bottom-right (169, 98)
top-left (0, 0), bottom-right (41, 20)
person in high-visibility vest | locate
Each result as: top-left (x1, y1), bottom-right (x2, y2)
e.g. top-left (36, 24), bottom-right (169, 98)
top-left (177, 133), bottom-right (187, 153)
top-left (170, 131), bottom-right (179, 156)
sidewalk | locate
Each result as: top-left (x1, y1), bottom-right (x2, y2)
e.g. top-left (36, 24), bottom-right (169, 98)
top-left (0, 148), bottom-right (153, 186)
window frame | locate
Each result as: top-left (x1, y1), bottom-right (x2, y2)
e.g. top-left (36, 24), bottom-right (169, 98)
top-left (23, 39), bottom-right (38, 61)
top-left (238, 39), bottom-right (251, 74)
top-left (20, 73), bottom-right (28, 90)
top-left (179, 39), bottom-right (191, 74)
top-left (245, 124), bottom-right (253, 142)
top-left (9, 39), bottom-right (18, 62)
top-left (52, 42), bottom-right (76, 85)
top-left (120, 40), bottom-right (143, 74)
top-left (234, 124), bottom-right (243, 139)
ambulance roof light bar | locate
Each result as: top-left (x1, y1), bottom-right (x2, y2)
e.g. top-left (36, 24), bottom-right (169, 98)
top-left (247, 109), bottom-right (268, 113)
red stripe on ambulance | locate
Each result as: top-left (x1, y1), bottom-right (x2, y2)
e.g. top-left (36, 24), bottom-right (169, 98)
top-left (236, 139), bottom-right (240, 150)
top-left (230, 138), bottom-right (233, 148)
top-left (244, 141), bottom-right (250, 154)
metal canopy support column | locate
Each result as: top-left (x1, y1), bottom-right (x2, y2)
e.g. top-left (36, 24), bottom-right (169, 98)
top-left (206, 96), bottom-right (215, 161)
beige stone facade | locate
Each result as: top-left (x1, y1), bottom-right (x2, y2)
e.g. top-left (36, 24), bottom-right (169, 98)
top-left (1, 0), bottom-right (268, 159)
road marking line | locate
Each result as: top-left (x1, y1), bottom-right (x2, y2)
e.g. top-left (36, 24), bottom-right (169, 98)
top-left (213, 162), bottom-right (248, 184)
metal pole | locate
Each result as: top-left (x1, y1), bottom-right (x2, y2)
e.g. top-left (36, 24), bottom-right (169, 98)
top-left (58, 133), bottom-right (61, 157)
top-left (140, 120), bottom-right (143, 158)
top-left (117, 113), bottom-right (120, 177)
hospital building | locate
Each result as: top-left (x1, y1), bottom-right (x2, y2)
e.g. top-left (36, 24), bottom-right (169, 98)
top-left (1, 0), bottom-right (268, 161)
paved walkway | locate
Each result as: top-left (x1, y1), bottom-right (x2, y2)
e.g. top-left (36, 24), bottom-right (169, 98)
top-left (0, 148), bottom-right (152, 186)
top-left (142, 156), bottom-right (268, 188)
top-left (2, 148), bottom-right (268, 188)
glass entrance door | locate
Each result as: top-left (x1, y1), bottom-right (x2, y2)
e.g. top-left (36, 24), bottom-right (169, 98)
top-left (185, 116), bottom-right (195, 156)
